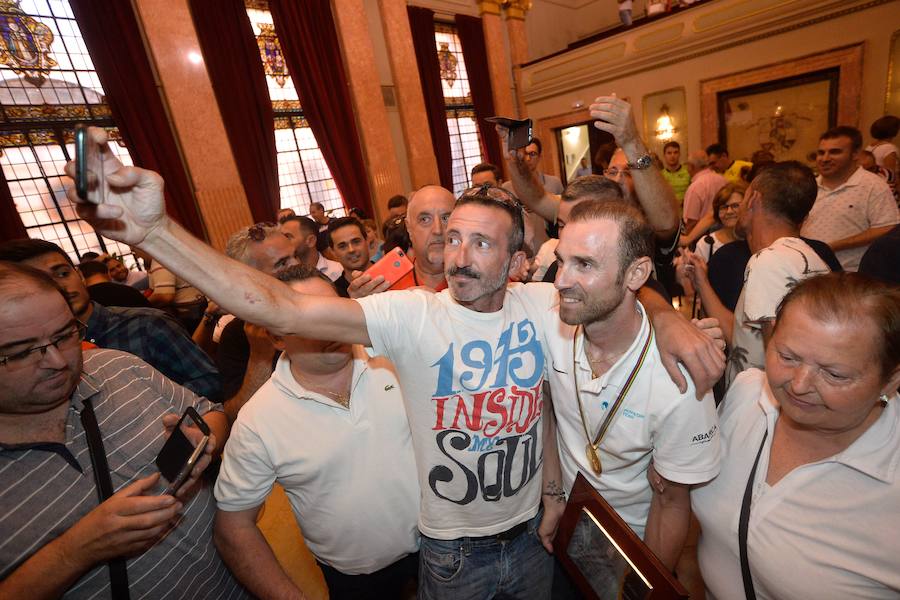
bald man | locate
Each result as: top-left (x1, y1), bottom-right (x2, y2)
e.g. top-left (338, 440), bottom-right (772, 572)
top-left (351, 185), bottom-right (454, 297)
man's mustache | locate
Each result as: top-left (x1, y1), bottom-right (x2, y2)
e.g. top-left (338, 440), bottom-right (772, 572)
top-left (447, 266), bottom-right (480, 279)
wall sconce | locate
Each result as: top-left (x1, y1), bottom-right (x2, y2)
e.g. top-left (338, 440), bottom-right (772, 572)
top-left (655, 104), bottom-right (676, 141)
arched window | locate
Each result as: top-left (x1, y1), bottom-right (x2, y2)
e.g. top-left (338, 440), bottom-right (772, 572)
top-left (244, 1), bottom-right (344, 220)
top-left (435, 22), bottom-right (484, 196)
top-left (0, 0), bottom-right (136, 264)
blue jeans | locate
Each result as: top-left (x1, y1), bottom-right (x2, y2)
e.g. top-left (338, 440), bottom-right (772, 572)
top-left (418, 511), bottom-right (553, 600)
top-left (619, 9), bottom-right (633, 26)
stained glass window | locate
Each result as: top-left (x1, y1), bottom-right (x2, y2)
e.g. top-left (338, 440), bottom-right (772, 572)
top-left (435, 22), bottom-right (484, 196)
top-left (244, 1), bottom-right (344, 220)
top-left (0, 0), bottom-right (137, 265)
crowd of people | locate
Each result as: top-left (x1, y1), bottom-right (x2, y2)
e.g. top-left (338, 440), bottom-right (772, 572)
top-left (0, 97), bottom-right (898, 600)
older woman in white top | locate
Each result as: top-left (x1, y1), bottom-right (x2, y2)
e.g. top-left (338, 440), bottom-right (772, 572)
top-left (691, 272), bottom-right (900, 599)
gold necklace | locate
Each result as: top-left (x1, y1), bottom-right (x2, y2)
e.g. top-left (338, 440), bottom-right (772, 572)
top-left (573, 323), bottom-right (654, 476)
top-left (294, 369), bottom-right (352, 408)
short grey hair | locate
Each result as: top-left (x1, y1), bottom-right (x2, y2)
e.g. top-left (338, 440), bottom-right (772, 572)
top-left (225, 223), bottom-right (281, 266)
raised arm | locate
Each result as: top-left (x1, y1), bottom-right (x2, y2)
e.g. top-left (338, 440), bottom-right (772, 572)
top-left (590, 96), bottom-right (680, 238)
top-left (498, 125), bottom-right (561, 224)
top-left (66, 127), bottom-right (370, 345)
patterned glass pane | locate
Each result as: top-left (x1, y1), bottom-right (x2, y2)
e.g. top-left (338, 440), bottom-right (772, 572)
top-left (244, 1), bottom-right (343, 219)
top-left (0, 0), bottom-right (138, 266)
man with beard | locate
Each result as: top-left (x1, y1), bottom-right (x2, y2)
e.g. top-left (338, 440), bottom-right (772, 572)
top-left (684, 161), bottom-right (830, 387)
top-left (533, 200), bottom-right (720, 587)
top-left (67, 127), bottom-right (724, 600)
top-left (280, 215), bottom-right (342, 282)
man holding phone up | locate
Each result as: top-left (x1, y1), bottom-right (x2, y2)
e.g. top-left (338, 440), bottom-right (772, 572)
top-left (0, 262), bottom-right (246, 599)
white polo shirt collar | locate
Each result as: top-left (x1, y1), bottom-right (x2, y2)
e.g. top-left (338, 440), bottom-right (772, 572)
top-left (816, 165), bottom-right (865, 194)
top-left (271, 346), bottom-right (369, 411)
top-left (758, 382), bottom-right (899, 484)
top-left (571, 302), bottom-right (650, 396)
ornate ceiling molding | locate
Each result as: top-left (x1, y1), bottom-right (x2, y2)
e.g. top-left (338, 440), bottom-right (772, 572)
top-left (519, 0), bottom-right (894, 104)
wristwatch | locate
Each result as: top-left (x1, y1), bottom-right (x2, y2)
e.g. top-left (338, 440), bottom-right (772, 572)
top-left (627, 153), bottom-right (653, 170)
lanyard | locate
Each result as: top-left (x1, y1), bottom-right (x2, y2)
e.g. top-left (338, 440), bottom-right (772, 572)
top-left (81, 399), bottom-right (131, 599)
top-left (738, 428), bottom-right (769, 600)
top-left (573, 323), bottom-right (654, 476)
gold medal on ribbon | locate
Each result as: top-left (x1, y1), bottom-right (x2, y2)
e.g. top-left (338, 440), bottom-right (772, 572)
top-left (586, 443), bottom-right (602, 476)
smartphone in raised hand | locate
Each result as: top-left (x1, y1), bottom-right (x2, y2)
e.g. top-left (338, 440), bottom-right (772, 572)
top-left (155, 407), bottom-right (210, 496)
top-left (74, 124), bottom-right (105, 204)
top-left (485, 116), bottom-right (533, 150)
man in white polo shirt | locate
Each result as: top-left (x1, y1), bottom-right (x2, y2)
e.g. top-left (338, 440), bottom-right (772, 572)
top-left (213, 265), bottom-right (419, 600)
top-left (535, 200), bottom-right (721, 574)
top-left (801, 126), bottom-right (899, 271)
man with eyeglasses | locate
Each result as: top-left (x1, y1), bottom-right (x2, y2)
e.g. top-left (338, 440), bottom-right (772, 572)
top-left (0, 262), bottom-right (246, 599)
top-left (0, 238), bottom-right (221, 401)
top-left (66, 128), bottom-right (725, 599)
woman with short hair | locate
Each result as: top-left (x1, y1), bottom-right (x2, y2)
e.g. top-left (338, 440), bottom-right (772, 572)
top-left (691, 272), bottom-right (900, 599)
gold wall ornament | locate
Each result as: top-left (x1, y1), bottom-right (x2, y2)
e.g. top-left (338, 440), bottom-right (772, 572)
top-left (0, 1), bottom-right (58, 87)
top-left (438, 42), bottom-right (458, 88)
top-left (501, 0), bottom-right (532, 20)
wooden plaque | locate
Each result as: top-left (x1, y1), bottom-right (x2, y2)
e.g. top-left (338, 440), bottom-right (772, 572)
top-left (553, 473), bottom-right (689, 600)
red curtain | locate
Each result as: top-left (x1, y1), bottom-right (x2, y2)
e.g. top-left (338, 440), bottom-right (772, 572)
top-left (189, 0), bottom-right (279, 224)
top-left (0, 167), bottom-right (27, 241)
top-left (69, 0), bottom-right (206, 239)
top-left (455, 15), bottom-right (503, 171)
top-left (408, 6), bottom-right (454, 190)
top-left (269, 0), bottom-right (373, 217)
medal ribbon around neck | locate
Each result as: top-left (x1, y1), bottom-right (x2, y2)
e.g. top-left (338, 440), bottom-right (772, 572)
top-left (574, 322), bottom-right (654, 476)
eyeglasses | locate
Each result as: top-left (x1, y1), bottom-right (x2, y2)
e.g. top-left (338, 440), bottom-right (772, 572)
top-left (720, 202), bottom-right (741, 212)
top-left (247, 222), bottom-right (276, 242)
top-left (0, 321), bottom-right (87, 370)
top-left (458, 183), bottom-right (525, 215)
top-left (602, 167), bottom-right (631, 179)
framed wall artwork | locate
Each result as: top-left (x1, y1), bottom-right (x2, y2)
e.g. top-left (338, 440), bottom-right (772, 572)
top-left (716, 68), bottom-right (838, 164)
top-left (700, 44), bottom-right (863, 166)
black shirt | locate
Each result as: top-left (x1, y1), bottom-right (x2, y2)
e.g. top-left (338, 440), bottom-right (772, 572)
top-left (87, 281), bottom-right (152, 309)
top-left (858, 224), bottom-right (900, 285)
top-left (334, 274), bottom-right (351, 298)
top-left (216, 318), bottom-right (279, 400)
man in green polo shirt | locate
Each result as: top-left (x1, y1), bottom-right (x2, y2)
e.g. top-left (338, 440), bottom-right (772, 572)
top-left (660, 141), bottom-right (691, 207)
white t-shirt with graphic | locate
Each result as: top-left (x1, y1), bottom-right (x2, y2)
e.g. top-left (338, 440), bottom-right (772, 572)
top-left (725, 237), bottom-right (829, 387)
top-left (358, 284), bottom-right (552, 539)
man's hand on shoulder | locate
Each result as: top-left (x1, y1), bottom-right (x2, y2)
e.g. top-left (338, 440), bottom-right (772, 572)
top-left (61, 473), bottom-right (182, 569)
top-left (654, 310), bottom-right (725, 399)
top-left (64, 126), bottom-right (168, 246)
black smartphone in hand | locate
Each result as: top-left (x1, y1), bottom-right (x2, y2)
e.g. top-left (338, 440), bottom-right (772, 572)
top-left (486, 116), bottom-right (533, 150)
top-left (156, 407), bottom-right (210, 496)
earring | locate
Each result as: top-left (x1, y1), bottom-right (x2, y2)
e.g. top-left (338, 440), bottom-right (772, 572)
top-left (880, 394), bottom-right (890, 403)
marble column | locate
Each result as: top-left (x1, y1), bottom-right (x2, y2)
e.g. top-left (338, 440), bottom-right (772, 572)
top-left (133, 0), bottom-right (253, 250)
top-left (332, 0), bottom-right (405, 225)
top-left (503, 0), bottom-right (530, 119)
top-left (378, 0), bottom-right (440, 190)
top-left (479, 1), bottom-right (517, 120)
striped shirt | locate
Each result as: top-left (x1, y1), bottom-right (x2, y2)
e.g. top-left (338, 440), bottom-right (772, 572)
top-left (0, 349), bottom-right (247, 599)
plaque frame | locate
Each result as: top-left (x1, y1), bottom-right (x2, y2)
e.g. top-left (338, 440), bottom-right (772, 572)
top-left (553, 472), bottom-right (689, 600)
